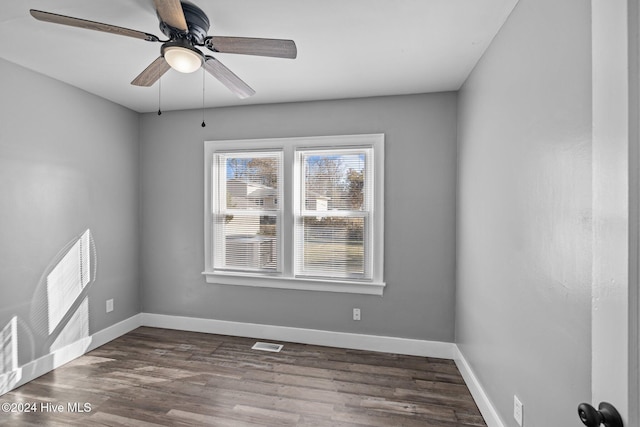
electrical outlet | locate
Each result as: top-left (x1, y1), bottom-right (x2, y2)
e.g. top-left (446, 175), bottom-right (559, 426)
top-left (514, 395), bottom-right (523, 426)
top-left (106, 299), bottom-right (114, 313)
top-left (353, 308), bottom-right (361, 321)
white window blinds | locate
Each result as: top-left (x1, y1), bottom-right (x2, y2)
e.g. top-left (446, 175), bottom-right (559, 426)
top-left (295, 148), bottom-right (374, 280)
top-left (213, 151), bottom-right (282, 272)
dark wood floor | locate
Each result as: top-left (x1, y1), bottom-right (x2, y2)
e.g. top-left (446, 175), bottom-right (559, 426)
top-left (1, 327), bottom-right (486, 426)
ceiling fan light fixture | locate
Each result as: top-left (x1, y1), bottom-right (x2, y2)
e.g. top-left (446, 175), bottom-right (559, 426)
top-left (163, 45), bottom-right (203, 73)
top-left (31, 2), bottom-right (297, 97)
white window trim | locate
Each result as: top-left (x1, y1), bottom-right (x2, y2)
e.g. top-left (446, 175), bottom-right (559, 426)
top-left (203, 134), bottom-right (385, 295)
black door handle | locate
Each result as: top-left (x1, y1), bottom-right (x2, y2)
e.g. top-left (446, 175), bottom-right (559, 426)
top-left (577, 402), bottom-right (623, 427)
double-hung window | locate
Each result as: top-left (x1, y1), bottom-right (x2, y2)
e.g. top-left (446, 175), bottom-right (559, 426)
top-left (204, 134), bottom-right (384, 295)
top-left (212, 151), bottom-right (282, 273)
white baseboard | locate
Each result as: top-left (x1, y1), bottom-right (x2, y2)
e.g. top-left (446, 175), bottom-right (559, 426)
top-left (0, 314), bottom-right (142, 396)
top-left (88, 314), bottom-right (143, 352)
top-left (455, 347), bottom-right (506, 427)
top-left (140, 312), bottom-right (456, 359)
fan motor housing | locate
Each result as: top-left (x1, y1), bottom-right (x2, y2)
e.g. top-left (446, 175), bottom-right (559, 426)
top-left (159, 0), bottom-right (210, 44)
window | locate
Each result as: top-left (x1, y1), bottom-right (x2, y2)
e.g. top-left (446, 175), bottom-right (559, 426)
top-left (295, 148), bottom-right (372, 280)
top-left (212, 151), bottom-right (282, 273)
top-left (204, 134), bottom-right (384, 295)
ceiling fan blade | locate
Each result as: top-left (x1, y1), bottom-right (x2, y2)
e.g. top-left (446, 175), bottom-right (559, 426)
top-left (203, 56), bottom-right (255, 99)
top-left (30, 10), bottom-right (160, 42)
top-left (206, 37), bottom-right (297, 59)
top-left (131, 57), bottom-right (171, 87)
top-left (153, 0), bottom-right (188, 32)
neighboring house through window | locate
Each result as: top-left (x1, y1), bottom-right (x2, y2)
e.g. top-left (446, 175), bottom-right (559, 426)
top-left (204, 134), bottom-right (384, 295)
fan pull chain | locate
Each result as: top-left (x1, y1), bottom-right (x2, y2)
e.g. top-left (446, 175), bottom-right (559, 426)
top-left (157, 76), bottom-right (162, 116)
top-left (201, 68), bottom-right (206, 127)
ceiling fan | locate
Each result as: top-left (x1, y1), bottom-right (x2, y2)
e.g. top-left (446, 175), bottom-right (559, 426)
top-left (29, 0), bottom-right (297, 99)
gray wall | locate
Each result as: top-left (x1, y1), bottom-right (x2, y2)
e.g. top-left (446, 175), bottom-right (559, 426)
top-left (456, 0), bottom-right (592, 426)
top-left (140, 93), bottom-right (458, 342)
top-left (0, 58), bottom-right (140, 364)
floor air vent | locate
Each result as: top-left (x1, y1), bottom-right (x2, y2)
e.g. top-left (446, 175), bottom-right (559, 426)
top-left (251, 342), bottom-right (283, 352)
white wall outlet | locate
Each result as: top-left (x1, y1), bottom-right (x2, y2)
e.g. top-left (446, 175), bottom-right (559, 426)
top-left (106, 299), bottom-right (114, 313)
top-left (513, 395), bottom-right (523, 426)
top-left (353, 308), bottom-right (361, 321)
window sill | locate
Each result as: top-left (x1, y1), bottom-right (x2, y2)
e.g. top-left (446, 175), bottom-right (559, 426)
top-left (202, 271), bottom-right (385, 296)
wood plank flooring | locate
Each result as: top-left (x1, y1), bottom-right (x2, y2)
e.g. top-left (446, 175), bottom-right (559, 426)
top-left (1, 327), bottom-right (486, 426)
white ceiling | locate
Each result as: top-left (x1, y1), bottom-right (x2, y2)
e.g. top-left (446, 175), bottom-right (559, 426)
top-left (0, 0), bottom-right (518, 113)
